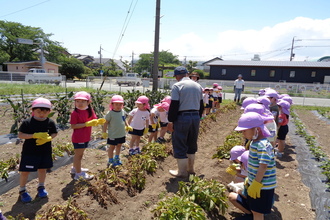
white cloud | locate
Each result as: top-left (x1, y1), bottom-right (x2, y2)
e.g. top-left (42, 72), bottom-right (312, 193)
top-left (117, 17), bottom-right (330, 61)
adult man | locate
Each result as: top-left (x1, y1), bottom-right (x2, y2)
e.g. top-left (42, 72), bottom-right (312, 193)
top-left (234, 74), bottom-right (245, 102)
top-left (167, 66), bottom-right (204, 177)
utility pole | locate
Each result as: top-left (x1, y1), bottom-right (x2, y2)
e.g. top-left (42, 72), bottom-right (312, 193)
top-left (290, 37), bottom-right (295, 61)
top-left (152, 0), bottom-right (160, 91)
top-left (98, 45), bottom-right (102, 64)
top-left (131, 51), bottom-right (134, 72)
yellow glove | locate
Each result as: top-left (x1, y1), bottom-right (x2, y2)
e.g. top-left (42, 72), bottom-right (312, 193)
top-left (226, 165), bottom-right (237, 176)
top-left (125, 126), bottom-right (133, 132)
top-left (151, 124), bottom-right (157, 129)
top-left (85, 119), bottom-right (98, 127)
top-left (36, 136), bottom-right (52, 146)
top-left (247, 180), bottom-right (263, 199)
top-left (210, 98), bottom-right (214, 101)
top-left (97, 118), bottom-right (106, 125)
top-left (102, 132), bottom-right (108, 139)
top-left (33, 132), bottom-right (49, 139)
top-left (204, 103), bottom-right (206, 107)
top-left (143, 127), bottom-right (149, 135)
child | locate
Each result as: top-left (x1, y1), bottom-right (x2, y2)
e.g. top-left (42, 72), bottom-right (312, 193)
top-left (127, 95), bottom-right (150, 155)
top-left (217, 86), bottom-right (223, 108)
top-left (148, 104), bottom-right (160, 143)
top-left (276, 100), bottom-right (290, 158)
top-left (265, 89), bottom-right (279, 127)
top-left (102, 95), bottom-right (131, 167)
top-left (226, 145), bottom-right (247, 183)
top-left (18, 97), bottom-right (58, 202)
top-left (231, 112), bottom-right (276, 219)
top-left (202, 88), bottom-right (209, 118)
top-left (212, 83), bottom-right (219, 112)
top-left (70, 91), bottom-right (105, 180)
top-left (154, 102), bottom-right (170, 143)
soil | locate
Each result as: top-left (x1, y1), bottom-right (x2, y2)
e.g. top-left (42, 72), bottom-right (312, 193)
top-left (0, 104), bottom-right (327, 219)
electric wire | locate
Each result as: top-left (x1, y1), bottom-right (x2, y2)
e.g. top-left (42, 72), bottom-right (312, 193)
top-left (0, 0), bottom-right (50, 18)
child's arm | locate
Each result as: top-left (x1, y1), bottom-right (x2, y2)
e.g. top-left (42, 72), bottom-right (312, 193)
top-left (254, 163), bottom-right (267, 183)
top-left (50, 133), bottom-right (57, 139)
top-left (145, 118), bottom-right (149, 128)
top-left (127, 115), bottom-right (133, 125)
top-left (71, 123), bottom-right (87, 129)
top-left (102, 121), bottom-right (108, 133)
top-left (18, 132), bottom-right (34, 140)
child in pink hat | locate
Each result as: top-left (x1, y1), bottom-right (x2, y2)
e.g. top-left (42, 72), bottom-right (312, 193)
top-left (231, 112), bottom-right (276, 219)
top-left (102, 95), bottom-right (131, 167)
top-left (17, 97), bottom-right (58, 203)
top-left (70, 91), bottom-right (105, 180)
top-left (149, 102), bottom-right (170, 143)
top-left (127, 95), bottom-right (150, 155)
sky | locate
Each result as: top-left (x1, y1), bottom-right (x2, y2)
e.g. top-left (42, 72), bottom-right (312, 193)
top-left (1, 0), bottom-right (330, 62)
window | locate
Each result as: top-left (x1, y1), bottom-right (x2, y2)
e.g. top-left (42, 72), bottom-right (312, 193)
top-left (290, 71), bottom-right (295, 78)
top-left (221, 69), bottom-right (226, 75)
top-left (269, 70), bottom-right (275, 77)
top-left (251, 70), bottom-right (256, 76)
top-left (311, 71), bottom-right (316, 77)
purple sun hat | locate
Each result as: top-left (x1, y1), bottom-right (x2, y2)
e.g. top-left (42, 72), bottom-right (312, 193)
top-left (277, 100), bottom-right (291, 115)
top-left (237, 150), bottom-right (249, 168)
top-left (265, 89), bottom-right (279, 100)
top-left (280, 96), bottom-right (293, 105)
top-left (256, 96), bottom-right (271, 110)
top-left (241, 97), bottom-right (258, 109)
top-left (229, 145), bottom-right (246, 161)
top-left (235, 112), bottom-right (271, 137)
top-left (258, 89), bottom-right (266, 96)
top-left (244, 104), bottom-right (274, 121)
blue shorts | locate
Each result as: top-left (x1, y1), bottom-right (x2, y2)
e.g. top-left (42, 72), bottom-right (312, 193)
top-left (160, 122), bottom-right (168, 127)
top-left (128, 128), bottom-right (144, 136)
top-left (277, 125), bottom-right (288, 140)
top-left (19, 154), bottom-right (53, 172)
top-left (107, 136), bottom-right (126, 145)
top-left (237, 188), bottom-right (275, 214)
top-left (172, 111), bottom-right (200, 158)
top-left (73, 142), bottom-right (89, 149)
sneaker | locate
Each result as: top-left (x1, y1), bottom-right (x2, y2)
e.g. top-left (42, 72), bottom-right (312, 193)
top-left (107, 158), bottom-right (114, 167)
top-left (37, 186), bottom-right (48, 198)
top-left (113, 158), bottom-right (123, 166)
top-left (129, 148), bottom-right (135, 156)
top-left (134, 147), bottom-right (141, 155)
top-left (74, 172), bottom-right (94, 180)
top-left (70, 167), bottom-right (89, 174)
top-left (156, 137), bottom-right (166, 144)
top-left (276, 152), bottom-right (283, 158)
top-left (20, 190), bottom-right (32, 203)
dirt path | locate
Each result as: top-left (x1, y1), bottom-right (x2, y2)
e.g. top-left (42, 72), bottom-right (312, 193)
top-left (0, 105), bottom-right (319, 219)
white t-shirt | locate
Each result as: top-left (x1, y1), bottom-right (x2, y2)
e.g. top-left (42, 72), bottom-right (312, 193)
top-left (234, 79), bottom-right (245, 89)
top-left (266, 120), bottom-right (277, 143)
top-left (212, 88), bottom-right (219, 97)
top-left (203, 93), bottom-right (209, 105)
top-left (129, 108), bottom-right (150, 130)
top-left (159, 111), bottom-right (168, 123)
top-left (150, 107), bottom-right (159, 124)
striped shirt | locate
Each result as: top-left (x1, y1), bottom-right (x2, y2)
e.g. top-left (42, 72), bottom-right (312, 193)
top-left (247, 138), bottom-right (277, 190)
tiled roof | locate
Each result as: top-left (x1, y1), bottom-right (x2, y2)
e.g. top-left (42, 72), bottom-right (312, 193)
top-left (207, 60), bottom-right (330, 68)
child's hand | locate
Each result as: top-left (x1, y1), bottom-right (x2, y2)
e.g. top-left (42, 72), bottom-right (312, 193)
top-left (36, 136), bottom-right (52, 145)
top-left (151, 124), bottom-right (157, 129)
top-left (33, 132), bottom-right (49, 140)
top-left (143, 127), bottom-right (149, 135)
top-left (97, 118), bottom-right (106, 125)
top-left (85, 119), bottom-right (98, 127)
top-left (125, 126), bottom-right (133, 132)
top-left (102, 132), bottom-right (108, 139)
top-left (247, 180), bottom-right (263, 199)
top-left (226, 165), bottom-right (237, 176)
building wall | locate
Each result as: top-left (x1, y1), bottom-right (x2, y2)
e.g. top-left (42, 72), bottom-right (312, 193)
top-left (210, 65), bottom-right (330, 83)
top-left (6, 62), bottom-right (59, 73)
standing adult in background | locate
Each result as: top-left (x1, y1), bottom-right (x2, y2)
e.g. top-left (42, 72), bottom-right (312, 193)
top-left (234, 74), bottom-right (245, 103)
top-left (167, 66), bottom-right (204, 177)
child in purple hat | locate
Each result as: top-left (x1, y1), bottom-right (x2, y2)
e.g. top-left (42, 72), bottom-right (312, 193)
top-left (231, 112), bottom-right (276, 219)
top-left (276, 100), bottom-right (291, 158)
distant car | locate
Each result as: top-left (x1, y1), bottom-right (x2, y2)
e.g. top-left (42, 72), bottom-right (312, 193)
top-left (117, 73), bottom-right (142, 86)
top-left (25, 68), bottom-right (62, 85)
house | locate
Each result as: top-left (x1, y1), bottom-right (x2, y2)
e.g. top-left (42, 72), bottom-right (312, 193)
top-left (4, 61), bottom-right (61, 73)
top-left (208, 60), bottom-right (330, 84)
top-left (73, 54), bottom-right (94, 65)
top-left (201, 57), bottom-right (223, 72)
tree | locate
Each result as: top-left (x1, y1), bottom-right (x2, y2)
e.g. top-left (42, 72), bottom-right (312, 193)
top-left (134, 50), bottom-right (180, 73)
top-left (59, 57), bottom-right (85, 79)
top-left (186, 60), bottom-right (198, 73)
top-left (0, 20), bottom-right (67, 63)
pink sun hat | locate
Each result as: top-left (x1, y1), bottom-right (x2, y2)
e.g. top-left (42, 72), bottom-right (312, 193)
top-left (229, 145), bottom-right (246, 161)
top-left (109, 95), bottom-right (124, 110)
top-left (74, 91), bottom-right (91, 101)
top-left (235, 112), bottom-right (271, 137)
top-left (237, 150), bottom-right (249, 168)
top-left (243, 104), bottom-right (274, 121)
top-left (32, 97), bottom-right (52, 109)
top-left (241, 97), bottom-right (257, 109)
top-left (135, 95), bottom-right (150, 109)
top-left (161, 95), bottom-right (171, 105)
top-left (154, 102), bottom-right (170, 111)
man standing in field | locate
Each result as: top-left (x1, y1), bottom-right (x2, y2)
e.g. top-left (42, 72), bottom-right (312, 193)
top-left (234, 74), bottom-right (245, 103)
top-left (167, 66), bottom-right (204, 177)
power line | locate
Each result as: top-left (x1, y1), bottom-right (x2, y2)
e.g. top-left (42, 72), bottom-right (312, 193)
top-left (0, 0), bottom-right (50, 18)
